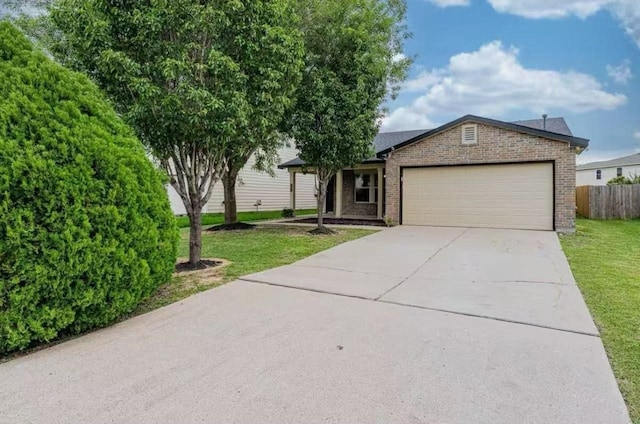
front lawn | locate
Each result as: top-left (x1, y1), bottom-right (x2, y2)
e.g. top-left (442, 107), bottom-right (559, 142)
top-left (138, 225), bottom-right (376, 312)
top-left (560, 219), bottom-right (640, 423)
top-left (175, 209), bottom-right (317, 228)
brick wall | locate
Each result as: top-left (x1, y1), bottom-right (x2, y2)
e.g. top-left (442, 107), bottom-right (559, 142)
top-left (384, 123), bottom-right (578, 232)
top-left (341, 170), bottom-right (377, 216)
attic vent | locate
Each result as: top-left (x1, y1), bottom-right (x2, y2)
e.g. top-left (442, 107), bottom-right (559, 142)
top-left (461, 124), bottom-right (478, 145)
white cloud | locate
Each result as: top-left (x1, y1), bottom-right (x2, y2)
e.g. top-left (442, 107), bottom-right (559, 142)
top-left (487, 1), bottom-right (640, 47)
top-left (381, 106), bottom-right (438, 131)
top-left (381, 41), bottom-right (626, 131)
top-left (607, 60), bottom-right (633, 83)
top-left (486, 0), bottom-right (610, 19)
top-left (634, 130), bottom-right (640, 139)
top-left (425, 0), bottom-right (470, 7)
top-left (609, 1), bottom-right (640, 48)
top-left (423, 1), bottom-right (640, 48)
top-left (401, 69), bottom-right (444, 92)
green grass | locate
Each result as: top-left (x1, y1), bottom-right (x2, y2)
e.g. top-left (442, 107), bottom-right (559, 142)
top-left (560, 219), bottom-right (640, 423)
top-left (137, 225), bottom-right (376, 313)
top-left (175, 209), bottom-right (317, 228)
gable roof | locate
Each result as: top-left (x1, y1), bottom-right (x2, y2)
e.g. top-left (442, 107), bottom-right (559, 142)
top-left (577, 153), bottom-right (640, 170)
top-left (377, 115), bottom-right (589, 156)
top-left (279, 114), bottom-right (589, 168)
top-left (278, 129), bottom-right (429, 168)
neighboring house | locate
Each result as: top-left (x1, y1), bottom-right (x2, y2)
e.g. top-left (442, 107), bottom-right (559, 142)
top-left (168, 145), bottom-right (317, 215)
top-left (280, 115), bottom-right (589, 232)
top-left (576, 153), bottom-right (640, 186)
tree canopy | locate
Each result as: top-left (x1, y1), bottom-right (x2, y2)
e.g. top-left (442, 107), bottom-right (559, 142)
top-left (285, 0), bottom-right (411, 230)
top-left (48, 0), bottom-right (304, 263)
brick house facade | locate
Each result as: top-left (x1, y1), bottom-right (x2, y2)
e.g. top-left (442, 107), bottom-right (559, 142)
top-left (384, 123), bottom-right (578, 232)
top-left (340, 170), bottom-right (378, 217)
top-left (281, 115), bottom-right (587, 233)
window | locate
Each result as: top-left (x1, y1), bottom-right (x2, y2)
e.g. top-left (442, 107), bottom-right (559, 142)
top-left (461, 124), bottom-right (478, 145)
top-left (596, 170), bottom-right (602, 180)
top-left (354, 171), bottom-right (378, 203)
top-left (617, 167), bottom-right (623, 177)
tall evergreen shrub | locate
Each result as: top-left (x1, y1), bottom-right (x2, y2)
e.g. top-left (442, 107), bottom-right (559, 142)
top-left (0, 22), bottom-right (178, 354)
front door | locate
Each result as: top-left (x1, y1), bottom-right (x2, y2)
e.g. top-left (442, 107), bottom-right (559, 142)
top-left (325, 176), bottom-right (335, 213)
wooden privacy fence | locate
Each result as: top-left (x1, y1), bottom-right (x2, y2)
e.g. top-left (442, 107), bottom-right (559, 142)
top-left (576, 185), bottom-right (640, 219)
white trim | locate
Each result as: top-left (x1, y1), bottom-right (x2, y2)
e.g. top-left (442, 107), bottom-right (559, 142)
top-left (354, 170), bottom-right (378, 204)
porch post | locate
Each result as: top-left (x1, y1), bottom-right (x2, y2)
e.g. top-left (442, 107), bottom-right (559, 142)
top-left (377, 167), bottom-right (384, 219)
top-left (289, 170), bottom-right (296, 211)
top-left (335, 169), bottom-right (343, 218)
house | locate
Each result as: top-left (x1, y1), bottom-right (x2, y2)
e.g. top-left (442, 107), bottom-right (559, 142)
top-left (576, 153), bottom-right (640, 186)
top-left (280, 115), bottom-right (589, 232)
top-left (168, 145), bottom-right (317, 215)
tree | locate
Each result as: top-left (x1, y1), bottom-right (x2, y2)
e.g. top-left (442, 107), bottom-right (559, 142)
top-left (218, 8), bottom-right (303, 226)
top-left (47, 0), bottom-right (302, 265)
top-left (221, 136), bottom-right (281, 226)
top-left (0, 22), bottom-right (177, 353)
top-left (285, 0), bottom-right (411, 232)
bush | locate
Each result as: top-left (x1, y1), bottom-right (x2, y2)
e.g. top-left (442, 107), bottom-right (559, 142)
top-left (0, 23), bottom-right (179, 354)
top-left (282, 208), bottom-right (295, 218)
top-left (607, 173), bottom-right (640, 185)
top-left (607, 176), bottom-right (628, 185)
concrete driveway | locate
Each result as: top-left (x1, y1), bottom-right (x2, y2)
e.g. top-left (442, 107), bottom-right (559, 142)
top-left (0, 227), bottom-right (630, 424)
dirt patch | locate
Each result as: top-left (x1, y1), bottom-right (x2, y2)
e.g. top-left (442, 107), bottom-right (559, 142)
top-left (291, 217), bottom-right (386, 227)
top-left (175, 259), bottom-right (222, 272)
top-left (172, 258), bottom-right (230, 288)
top-left (309, 227), bottom-right (336, 235)
top-left (207, 222), bottom-right (256, 232)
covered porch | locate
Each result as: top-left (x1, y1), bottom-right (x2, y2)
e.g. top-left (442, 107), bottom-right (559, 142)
top-left (287, 164), bottom-right (385, 220)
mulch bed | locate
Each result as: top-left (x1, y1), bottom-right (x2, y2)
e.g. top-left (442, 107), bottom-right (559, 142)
top-left (291, 217), bottom-right (387, 227)
top-left (175, 259), bottom-right (223, 272)
top-left (207, 222), bottom-right (256, 232)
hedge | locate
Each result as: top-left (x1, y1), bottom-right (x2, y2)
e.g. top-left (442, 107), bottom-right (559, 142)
top-left (0, 22), bottom-right (179, 354)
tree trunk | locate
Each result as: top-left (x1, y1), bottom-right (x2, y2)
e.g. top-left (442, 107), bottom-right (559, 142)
top-left (188, 207), bottom-right (202, 266)
top-left (222, 170), bottom-right (238, 225)
top-left (316, 178), bottom-right (327, 231)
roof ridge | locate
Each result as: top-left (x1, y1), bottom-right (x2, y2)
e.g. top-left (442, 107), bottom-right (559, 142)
top-left (512, 117), bottom-right (564, 122)
top-left (379, 128), bottom-right (430, 134)
top-left (578, 152), bottom-right (640, 167)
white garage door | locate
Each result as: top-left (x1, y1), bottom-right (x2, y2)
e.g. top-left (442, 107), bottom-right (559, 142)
top-left (402, 162), bottom-right (554, 230)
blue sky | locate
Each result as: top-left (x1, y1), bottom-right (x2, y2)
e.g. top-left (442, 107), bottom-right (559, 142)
top-left (382, 0), bottom-right (640, 163)
top-left (3, 1), bottom-right (638, 164)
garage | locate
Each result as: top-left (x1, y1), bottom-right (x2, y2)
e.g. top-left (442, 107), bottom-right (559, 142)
top-left (401, 162), bottom-right (554, 230)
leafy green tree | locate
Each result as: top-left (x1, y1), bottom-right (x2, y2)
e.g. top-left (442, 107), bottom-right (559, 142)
top-left (285, 0), bottom-right (411, 232)
top-left (47, 0), bottom-right (302, 264)
top-left (218, 9), bottom-right (303, 226)
top-left (0, 22), bottom-right (178, 353)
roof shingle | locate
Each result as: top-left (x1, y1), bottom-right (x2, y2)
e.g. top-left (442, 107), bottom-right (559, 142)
top-left (511, 117), bottom-right (573, 136)
top-left (577, 153), bottom-right (640, 170)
